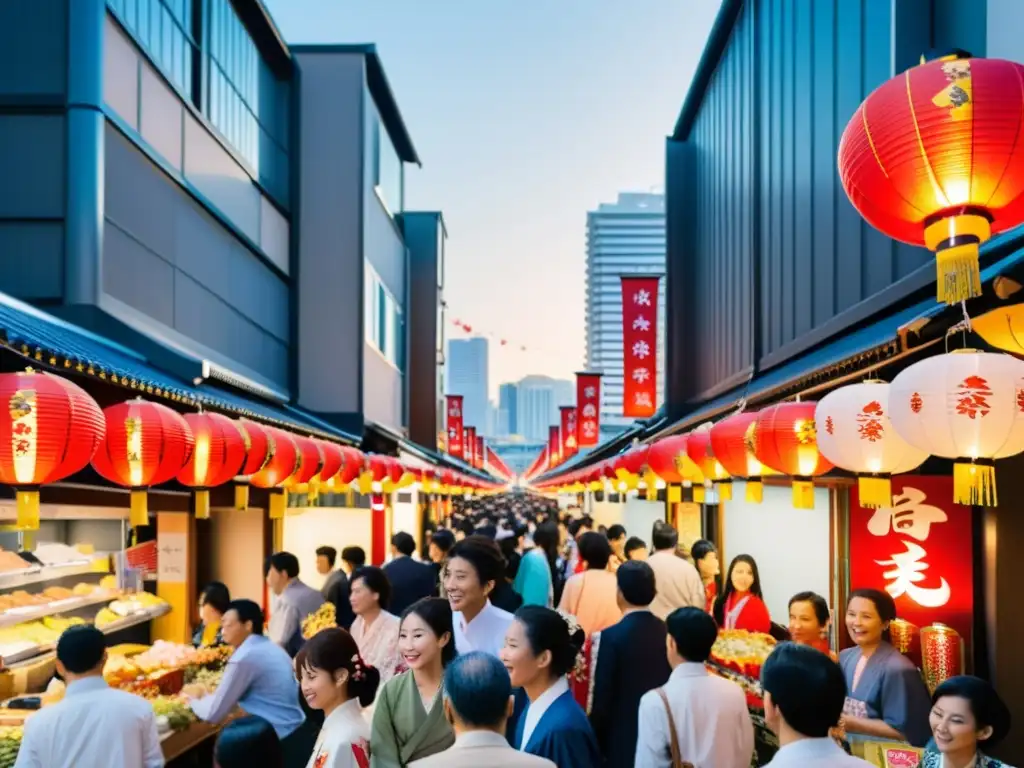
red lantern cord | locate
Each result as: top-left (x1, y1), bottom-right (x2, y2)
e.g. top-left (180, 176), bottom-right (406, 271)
top-left (234, 419), bottom-right (271, 510)
top-left (92, 398), bottom-right (195, 526)
top-left (177, 412), bottom-right (247, 519)
top-left (0, 370), bottom-right (105, 530)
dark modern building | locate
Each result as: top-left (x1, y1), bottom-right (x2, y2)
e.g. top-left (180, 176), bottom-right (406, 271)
top-left (0, 0), bottom-right (449, 455)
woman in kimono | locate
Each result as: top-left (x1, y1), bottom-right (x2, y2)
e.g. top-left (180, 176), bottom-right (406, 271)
top-left (296, 627), bottom-right (379, 768)
top-left (839, 588), bottom-right (932, 749)
top-left (514, 522), bottom-right (557, 607)
top-left (370, 598), bottom-right (455, 767)
top-left (923, 675), bottom-right (1013, 767)
top-left (350, 567), bottom-right (405, 684)
top-left (690, 540), bottom-right (719, 614)
top-left (557, 532), bottom-right (621, 636)
top-left (788, 591), bottom-right (834, 658)
top-left (712, 554), bottom-right (772, 633)
top-left (501, 606), bottom-right (601, 768)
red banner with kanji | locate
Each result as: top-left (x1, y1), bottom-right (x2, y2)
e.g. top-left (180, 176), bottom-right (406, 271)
top-left (849, 475), bottom-right (973, 657)
top-left (548, 425), bottom-right (561, 468)
top-left (475, 436), bottom-right (485, 470)
top-left (560, 406), bottom-right (578, 461)
top-left (621, 276), bottom-right (660, 418)
top-left (446, 395), bottom-right (464, 459)
top-left (464, 427), bottom-right (477, 467)
top-left (576, 372), bottom-right (602, 447)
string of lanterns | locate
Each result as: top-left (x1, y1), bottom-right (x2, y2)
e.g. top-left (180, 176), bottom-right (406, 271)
top-left (0, 369), bottom-right (507, 530)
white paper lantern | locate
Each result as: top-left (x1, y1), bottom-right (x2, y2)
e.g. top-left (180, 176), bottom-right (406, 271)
top-left (889, 350), bottom-right (1024, 506)
top-left (815, 381), bottom-right (929, 508)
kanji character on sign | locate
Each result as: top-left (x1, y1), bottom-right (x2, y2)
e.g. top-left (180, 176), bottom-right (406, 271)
top-left (584, 386), bottom-right (597, 399)
top-left (631, 340), bottom-right (651, 359)
top-left (582, 403), bottom-right (597, 418)
top-left (632, 367), bottom-right (651, 383)
top-left (634, 392), bottom-right (653, 409)
top-left (448, 403), bottom-right (461, 418)
top-left (448, 427), bottom-right (458, 439)
top-left (632, 315), bottom-right (651, 332)
top-left (866, 486), bottom-right (947, 542)
top-left (582, 421), bottom-right (597, 438)
top-left (876, 540), bottom-right (951, 608)
top-left (633, 289), bottom-right (652, 306)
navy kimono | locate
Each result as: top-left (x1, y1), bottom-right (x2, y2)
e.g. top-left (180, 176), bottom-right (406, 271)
top-left (513, 688), bottom-right (602, 768)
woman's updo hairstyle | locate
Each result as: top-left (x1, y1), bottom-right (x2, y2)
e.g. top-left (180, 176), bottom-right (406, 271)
top-left (401, 597), bottom-right (456, 667)
top-left (295, 627), bottom-right (380, 707)
top-left (514, 605), bottom-right (585, 678)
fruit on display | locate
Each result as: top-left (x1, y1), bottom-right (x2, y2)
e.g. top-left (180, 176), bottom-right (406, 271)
top-left (41, 616), bottom-right (85, 633)
top-left (103, 654), bottom-right (143, 686)
top-left (94, 607), bottom-right (120, 629)
top-left (133, 641), bottom-right (198, 673)
top-left (151, 696), bottom-right (195, 731)
top-left (709, 630), bottom-right (777, 679)
top-left (40, 586), bottom-right (74, 601)
top-left (302, 603), bottom-right (336, 639)
top-left (0, 726), bottom-right (21, 768)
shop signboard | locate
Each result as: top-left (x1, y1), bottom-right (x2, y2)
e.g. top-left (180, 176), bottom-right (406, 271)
top-left (446, 395), bottom-right (464, 459)
top-left (849, 475), bottom-right (973, 649)
top-left (575, 372), bottom-right (602, 447)
top-left (620, 275), bottom-right (661, 418)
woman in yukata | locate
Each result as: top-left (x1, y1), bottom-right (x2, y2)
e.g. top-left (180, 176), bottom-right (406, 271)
top-left (923, 675), bottom-right (1014, 767)
top-left (370, 598), bottom-right (455, 767)
top-left (296, 627), bottom-right (379, 768)
top-left (788, 591), bottom-right (834, 658)
top-left (712, 554), bottom-right (772, 634)
top-left (350, 567), bottom-right (405, 685)
top-left (501, 606), bottom-right (601, 768)
top-left (839, 588), bottom-right (933, 749)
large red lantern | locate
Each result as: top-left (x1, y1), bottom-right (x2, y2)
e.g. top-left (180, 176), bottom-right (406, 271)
top-left (92, 398), bottom-right (194, 526)
top-left (839, 55), bottom-right (1024, 305)
top-left (709, 411), bottom-right (778, 503)
top-left (752, 402), bottom-right (834, 509)
top-left (233, 419), bottom-right (271, 510)
top-left (315, 441), bottom-right (345, 495)
top-left (177, 412), bottom-right (246, 519)
top-left (249, 427), bottom-right (298, 519)
top-left (0, 371), bottom-right (105, 529)
top-left (686, 424), bottom-right (732, 501)
top-left (286, 436), bottom-right (324, 500)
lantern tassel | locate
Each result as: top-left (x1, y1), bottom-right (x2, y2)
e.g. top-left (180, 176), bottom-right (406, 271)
top-left (693, 485), bottom-right (706, 503)
top-left (745, 479), bottom-right (764, 504)
top-left (792, 480), bottom-right (815, 509)
top-left (308, 477), bottom-right (321, 505)
top-left (858, 475), bottom-right (893, 509)
top-left (953, 461), bottom-right (997, 506)
top-left (716, 480), bottom-right (733, 501)
top-left (195, 490), bottom-right (211, 520)
top-left (234, 483), bottom-right (250, 511)
top-left (667, 484), bottom-right (682, 503)
top-left (16, 490), bottom-right (40, 531)
top-left (130, 490), bottom-right (149, 527)
top-left (269, 490), bottom-right (287, 519)
top-left (345, 488), bottom-right (355, 508)
top-left (936, 242), bottom-right (982, 304)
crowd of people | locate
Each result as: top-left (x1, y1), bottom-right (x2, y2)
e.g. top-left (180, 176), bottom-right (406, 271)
top-left (11, 493), bottom-right (1015, 768)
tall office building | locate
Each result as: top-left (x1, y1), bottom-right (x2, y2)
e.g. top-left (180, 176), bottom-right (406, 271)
top-left (447, 337), bottom-right (489, 434)
top-left (515, 375), bottom-right (575, 442)
top-left (498, 382), bottom-right (519, 436)
top-left (585, 192), bottom-right (666, 428)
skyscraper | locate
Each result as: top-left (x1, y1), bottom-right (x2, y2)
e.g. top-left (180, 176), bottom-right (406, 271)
top-left (498, 382), bottom-right (519, 436)
top-left (585, 192), bottom-right (666, 429)
top-left (447, 338), bottom-right (489, 435)
top-left (515, 375), bottom-right (575, 442)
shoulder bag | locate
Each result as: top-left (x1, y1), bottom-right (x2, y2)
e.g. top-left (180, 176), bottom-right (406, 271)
top-left (656, 688), bottom-right (695, 768)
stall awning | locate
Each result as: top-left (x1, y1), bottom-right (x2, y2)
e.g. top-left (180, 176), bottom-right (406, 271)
top-left (0, 292), bottom-right (360, 444)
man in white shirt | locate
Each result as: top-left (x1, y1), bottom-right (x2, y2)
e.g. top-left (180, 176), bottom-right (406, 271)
top-left (646, 523), bottom-right (705, 620)
top-left (761, 643), bottom-right (871, 766)
top-left (265, 551), bottom-right (326, 656)
top-left (636, 607), bottom-right (754, 768)
top-left (410, 652), bottom-right (554, 767)
top-left (15, 626), bottom-right (164, 768)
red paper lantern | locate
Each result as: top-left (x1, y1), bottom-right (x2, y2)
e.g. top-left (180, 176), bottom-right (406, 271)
top-left (338, 447), bottom-right (364, 486)
top-left (839, 55), bottom-right (1024, 304)
top-left (249, 427), bottom-right (298, 519)
top-left (233, 419), bottom-right (271, 510)
top-left (0, 371), bottom-right (105, 529)
top-left (686, 424), bottom-right (732, 501)
top-left (752, 402), bottom-right (834, 509)
top-left (177, 412), bottom-right (246, 519)
top-left (287, 436), bottom-right (324, 490)
top-left (709, 411), bottom-right (778, 503)
top-left (316, 441), bottom-right (345, 492)
top-left (92, 398), bottom-right (194, 526)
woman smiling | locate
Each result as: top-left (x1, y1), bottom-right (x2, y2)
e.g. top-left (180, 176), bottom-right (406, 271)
top-left (443, 536), bottom-right (514, 658)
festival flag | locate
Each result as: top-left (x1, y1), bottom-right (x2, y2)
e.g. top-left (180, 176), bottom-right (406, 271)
top-left (575, 372), bottom-right (603, 447)
top-left (621, 275), bottom-right (661, 418)
top-left (475, 436), bottom-right (485, 470)
top-left (560, 406), bottom-right (579, 461)
top-left (548, 425), bottom-right (562, 468)
top-left (446, 395), bottom-right (464, 459)
top-left (464, 426), bottom-right (477, 468)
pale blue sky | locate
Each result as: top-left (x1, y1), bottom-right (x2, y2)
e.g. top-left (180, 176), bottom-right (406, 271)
top-left (265, 0), bottom-right (721, 394)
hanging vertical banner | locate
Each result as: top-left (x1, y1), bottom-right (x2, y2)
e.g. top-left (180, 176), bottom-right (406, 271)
top-left (548, 425), bottom-right (562, 468)
top-left (446, 395), bottom-right (464, 459)
top-left (475, 436), bottom-right (485, 470)
top-left (621, 275), bottom-right (661, 418)
top-left (465, 427), bottom-right (477, 467)
top-left (560, 406), bottom-right (579, 461)
top-left (575, 372), bottom-right (603, 447)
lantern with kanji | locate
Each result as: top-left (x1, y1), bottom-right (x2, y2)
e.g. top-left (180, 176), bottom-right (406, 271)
top-left (889, 350), bottom-right (1024, 506)
top-left (248, 427), bottom-right (298, 519)
top-left (92, 398), bottom-right (195, 526)
top-left (686, 423), bottom-right (732, 501)
top-left (839, 55), bottom-right (1024, 305)
top-left (815, 381), bottom-right (929, 508)
top-left (233, 419), bottom-right (271, 510)
top-left (752, 402), bottom-right (834, 509)
top-left (709, 411), bottom-right (777, 503)
top-left (177, 412), bottom-right (247, 519)
top-left (0, 370), bottom-right (106, 529)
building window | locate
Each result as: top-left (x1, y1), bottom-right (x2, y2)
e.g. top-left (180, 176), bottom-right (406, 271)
top-left (364, 265), bottom-right (405, 371)
top-left (371, 105), bottom-right (403, 215)
top-left (107, 0), bottom-right (197, 101)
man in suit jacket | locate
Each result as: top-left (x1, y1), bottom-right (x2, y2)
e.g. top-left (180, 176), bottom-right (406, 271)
top-left (761, 644), bottom-right (871, 766)
top-left (409, 652), bottom-right (554, 768)
top-left (383, 532), bottom-right (438, 616)
top-left (590, 560), bottom-right (672, 767)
